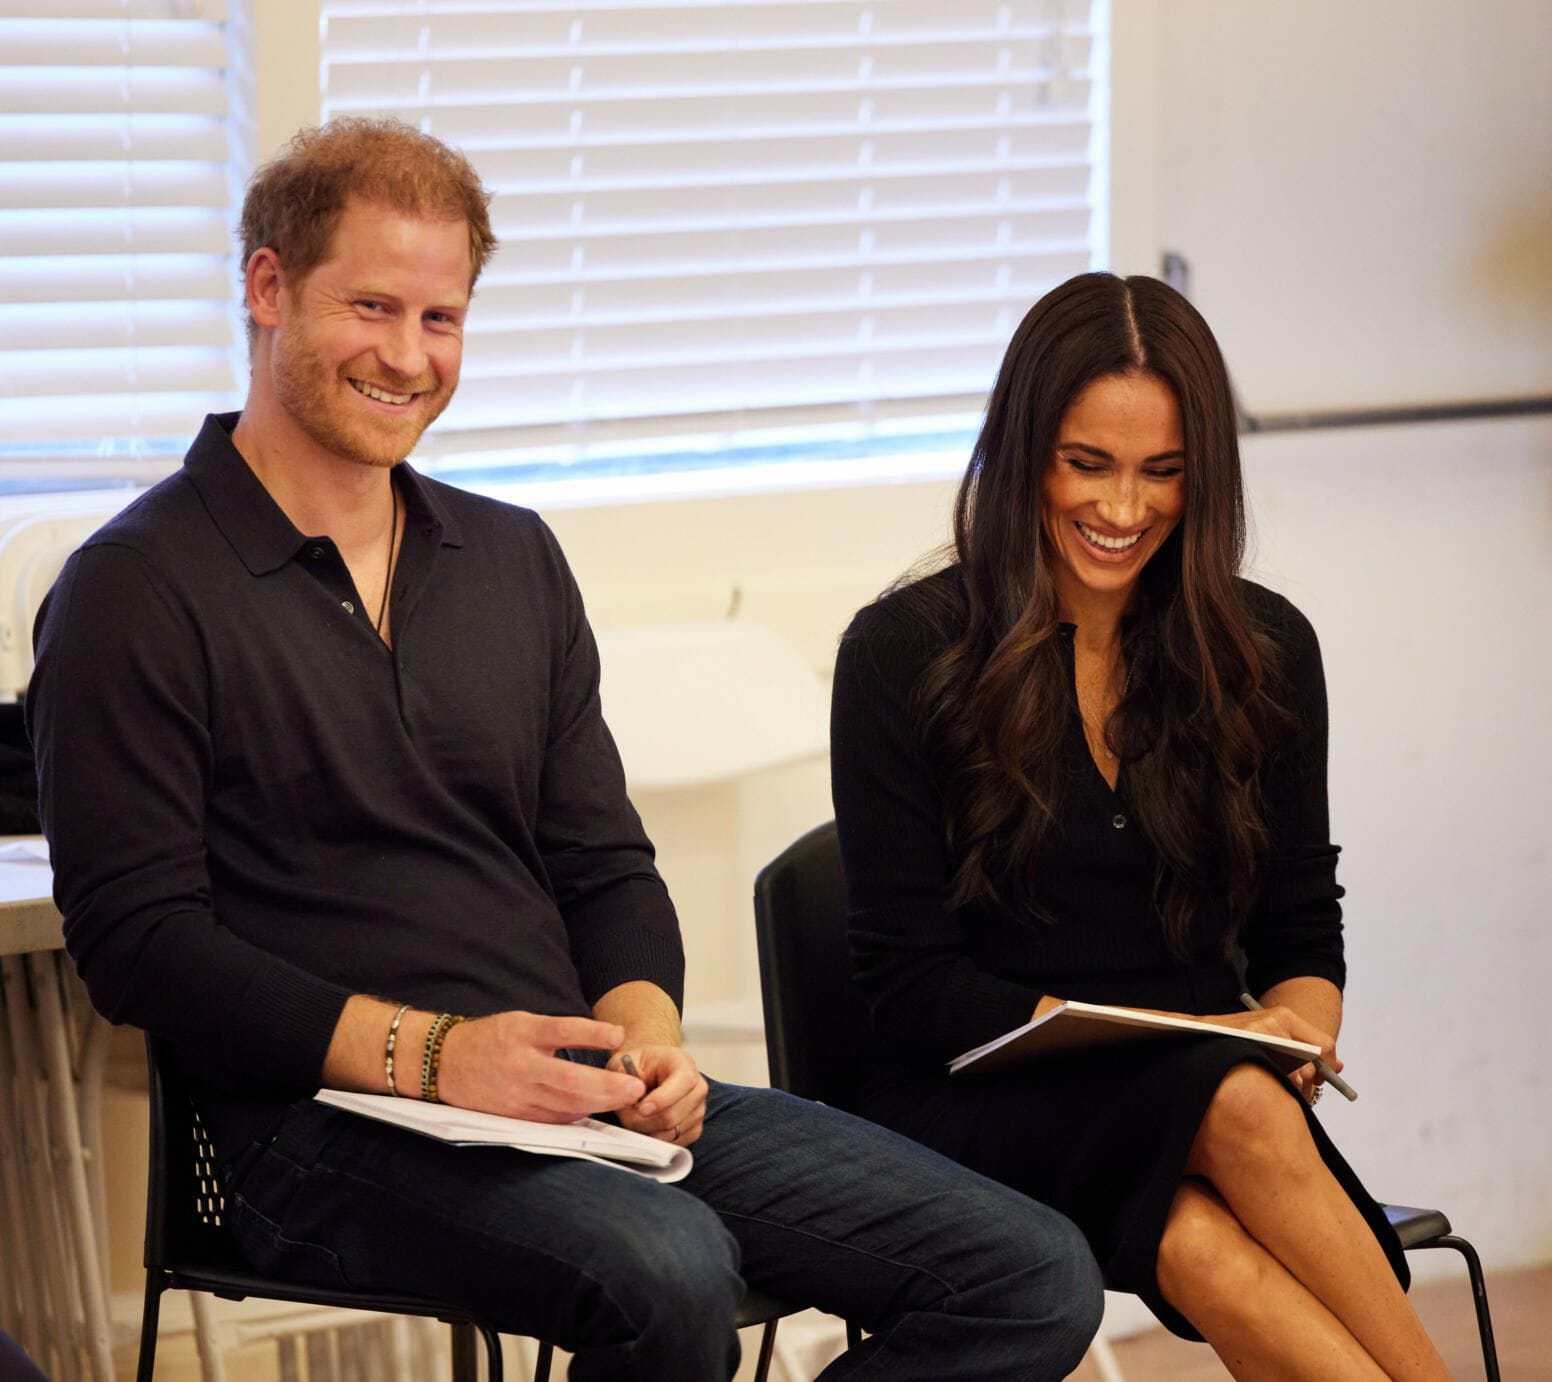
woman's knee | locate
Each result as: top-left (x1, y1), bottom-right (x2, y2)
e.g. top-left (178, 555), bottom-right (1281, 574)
top-left (1190, 1063), bottom-right (1314, 1180)
top-left (1155, 1181), bottom-right (1263, 1321)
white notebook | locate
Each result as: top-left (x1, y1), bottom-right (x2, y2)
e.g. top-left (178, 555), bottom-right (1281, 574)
top-left (948, 1000), bottom-right (1321, 1076)
top-left (315, 1089), bottom-right (693, 1183)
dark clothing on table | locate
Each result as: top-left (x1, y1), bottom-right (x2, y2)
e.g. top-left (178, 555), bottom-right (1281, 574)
top-left (28, 413), bottom-right (682, 1164)
top-left (830, 565), bottom-right (1406, 1336)
top-left (0, 703), bottom-right (40, 833)
top-left (29, 418), bottom-right (1105, 1379)
top-left (0, 1329), bottom-right (47, 1382)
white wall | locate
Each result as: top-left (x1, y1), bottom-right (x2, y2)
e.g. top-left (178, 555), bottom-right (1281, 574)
top-left (1112, 0), bottom-right (1552, 412)
top-left (1243, 417), bottom-right (1552, 1261)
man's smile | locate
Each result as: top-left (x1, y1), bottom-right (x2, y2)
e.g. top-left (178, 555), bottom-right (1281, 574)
top-left (348, 377), bottom-right (418, 407)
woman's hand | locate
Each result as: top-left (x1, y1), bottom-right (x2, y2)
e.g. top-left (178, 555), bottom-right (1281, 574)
top-left (1203, 1005), bottom-right (1340, 1104)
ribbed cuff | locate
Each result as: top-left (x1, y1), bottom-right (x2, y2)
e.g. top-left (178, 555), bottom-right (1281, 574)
top-left (573, 928), bottom-right (686, 1011)
top-left (246, 962), bottom-right (355, 1086)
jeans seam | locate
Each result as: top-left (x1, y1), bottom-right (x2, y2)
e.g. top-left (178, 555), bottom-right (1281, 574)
top-left (231, 1191), bottom-right (349, 1288)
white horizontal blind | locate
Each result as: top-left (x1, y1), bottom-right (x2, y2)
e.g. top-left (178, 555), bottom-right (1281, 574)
top-left (0, 0), bottom-right (240, 474)
top-left (321, 0), bottom-right (1101, 475)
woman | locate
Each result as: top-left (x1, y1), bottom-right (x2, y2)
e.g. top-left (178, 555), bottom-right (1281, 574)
top-left (830, 272), bottom-right (1449, 1378)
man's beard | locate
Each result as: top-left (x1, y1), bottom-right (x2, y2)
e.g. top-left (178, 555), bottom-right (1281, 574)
top-left (272, 318), bottom-right (450, 469)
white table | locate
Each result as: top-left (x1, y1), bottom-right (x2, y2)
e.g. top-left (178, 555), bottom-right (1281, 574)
top-left (0, 846), bottom-right (115, 1382)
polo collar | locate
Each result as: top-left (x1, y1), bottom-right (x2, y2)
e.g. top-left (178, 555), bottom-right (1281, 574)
top-left (182, 412), bottom-right (464, 575)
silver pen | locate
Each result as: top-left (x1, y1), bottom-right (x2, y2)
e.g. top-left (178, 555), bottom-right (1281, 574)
top-left (1238, 992), bottom-right (1358, 1102)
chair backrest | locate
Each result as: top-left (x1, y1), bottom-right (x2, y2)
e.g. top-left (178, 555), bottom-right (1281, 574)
top-left (752, 820), bottom-right (889, 1113)
top-left (142, 1035), bottom-right (245, 1273)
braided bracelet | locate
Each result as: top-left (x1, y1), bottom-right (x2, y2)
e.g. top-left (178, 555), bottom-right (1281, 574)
top-left (384, 1002), bottom-right (411, 1096)
top-left (421, 1011), bottom-right (466, 1104)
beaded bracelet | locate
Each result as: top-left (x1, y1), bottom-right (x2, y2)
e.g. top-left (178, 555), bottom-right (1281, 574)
top-left (421, 1011), bottom-right (465, 1104)
top-left (384, 1002), bottom-right (411, 1096)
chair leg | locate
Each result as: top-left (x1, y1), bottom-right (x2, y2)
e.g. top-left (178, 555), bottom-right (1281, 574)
top-left (1415, 1236), bottom-right (1500, 1382)
top-left (532, 1339), bottom-right (554, 1382)
top-left (750, 1319), bottom-right (779, 1382)
top-left (190, 1290), bottom-right (231, 1382)
top-left (450, 1321), bottom-right (478, 1382)
top-left (478, 1323), bottom-right (504, 1382)
top-left (1086, 1334), bottom-right (1129, 1382)
top-left (134, 1272), bottom-right (165, 1382)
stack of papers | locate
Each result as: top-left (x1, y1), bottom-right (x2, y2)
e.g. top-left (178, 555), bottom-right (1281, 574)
top-left (315, 1089), bottom-right (693, 1182)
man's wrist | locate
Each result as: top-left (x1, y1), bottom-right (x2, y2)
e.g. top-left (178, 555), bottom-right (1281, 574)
top-left (592, 979), bottom-right (682, 1050)
top-left (394, 1009), bottom-right (438, 1100)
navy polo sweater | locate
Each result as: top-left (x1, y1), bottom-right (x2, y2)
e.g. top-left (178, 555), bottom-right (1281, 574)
top-left (29, 414), bottom-right (683, 1161)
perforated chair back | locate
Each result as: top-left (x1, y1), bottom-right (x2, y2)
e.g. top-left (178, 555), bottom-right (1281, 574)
top-left (142, 1035), bottom-right (244, 1274)
top-left (752, 820), bottom-right (889, 1114)
top-left (137, 1036), bottom-right (512, 1382)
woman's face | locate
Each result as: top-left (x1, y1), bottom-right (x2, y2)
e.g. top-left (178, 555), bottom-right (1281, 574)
top-left (1040, 370), bottom-right (1186, 615)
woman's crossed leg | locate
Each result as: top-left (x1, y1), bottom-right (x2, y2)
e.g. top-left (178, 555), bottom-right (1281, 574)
top-left (1158, 1064), bottom-right (1448, 1381)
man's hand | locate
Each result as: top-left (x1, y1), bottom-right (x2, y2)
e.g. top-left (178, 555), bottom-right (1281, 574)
top-left (590, 979), bottom-right (707, 1145)
top-left (608, 1044), bottom-right (709, 1147)
top-left (435, 1011), bottom-right (645, 1122)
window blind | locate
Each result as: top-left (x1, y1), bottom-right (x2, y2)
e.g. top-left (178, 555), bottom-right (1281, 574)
top-left (320, 0), bottom-right (1102, 477)
top-left (0, 0), bottom-right (240, 477)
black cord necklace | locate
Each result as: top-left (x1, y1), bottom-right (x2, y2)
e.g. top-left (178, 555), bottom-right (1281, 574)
top-left (375, 481), bottom-right (399, 640)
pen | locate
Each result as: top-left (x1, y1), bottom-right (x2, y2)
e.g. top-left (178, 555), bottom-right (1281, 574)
top-left (1238, 992), bottom-right (1358, 1102)
top-left (620, 1053), bottom-right (641, 1080)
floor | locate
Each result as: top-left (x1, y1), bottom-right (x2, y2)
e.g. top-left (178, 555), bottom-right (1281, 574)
top-left (113, 1263), bottom-right (1548, 1380)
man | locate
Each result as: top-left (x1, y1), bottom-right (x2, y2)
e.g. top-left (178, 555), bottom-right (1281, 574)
top-left (29, 119), bottom-right (1101, 1379)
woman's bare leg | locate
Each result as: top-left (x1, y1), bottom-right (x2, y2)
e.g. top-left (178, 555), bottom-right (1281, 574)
top-left (1184, 1064), bottom-right (1449, 1380)
top-left (1158, 1178), bottom-right (1385, 1381)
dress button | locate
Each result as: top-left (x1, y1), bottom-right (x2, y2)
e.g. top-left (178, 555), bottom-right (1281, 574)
top-left (341, 600), bottom-right (355, 614)
top-left (1112, 813), bottom-right (1127, 830)
top-left (309, 546), bottom-right (324, 559)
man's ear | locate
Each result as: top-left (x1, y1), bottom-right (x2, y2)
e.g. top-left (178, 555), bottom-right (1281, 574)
top-left (245, 247), bottom-right (286, 331)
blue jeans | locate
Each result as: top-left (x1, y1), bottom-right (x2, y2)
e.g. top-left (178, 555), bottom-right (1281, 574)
top-left (225, 1079), bottom-right (1102, 1380)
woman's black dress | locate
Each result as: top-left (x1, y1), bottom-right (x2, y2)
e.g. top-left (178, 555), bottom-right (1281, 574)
top-left (829, 568), bottom-right (1407, 1337)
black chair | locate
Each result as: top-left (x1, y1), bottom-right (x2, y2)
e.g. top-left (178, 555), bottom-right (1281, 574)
top-left (139, 1035), bottom-right (795, 1382)
top-left (753, 821), bottom-right (1501, 1382)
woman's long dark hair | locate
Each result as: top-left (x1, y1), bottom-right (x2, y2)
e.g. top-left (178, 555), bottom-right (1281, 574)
top-left (906, 272), bottom-right (1289, 953)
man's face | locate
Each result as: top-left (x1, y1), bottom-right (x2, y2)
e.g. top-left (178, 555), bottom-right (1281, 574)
top-left (270, 197), bottom-right (472, 469)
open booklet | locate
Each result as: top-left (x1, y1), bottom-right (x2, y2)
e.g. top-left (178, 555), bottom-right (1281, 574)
top-left (948, 1000), bottom-right (1322, 1076)
top-left (315, 1089), bottom-right (693, 1183)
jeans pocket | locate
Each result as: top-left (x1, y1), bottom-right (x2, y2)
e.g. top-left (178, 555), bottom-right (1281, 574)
top-left (230, 1191), bottom-right (351, 1291)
